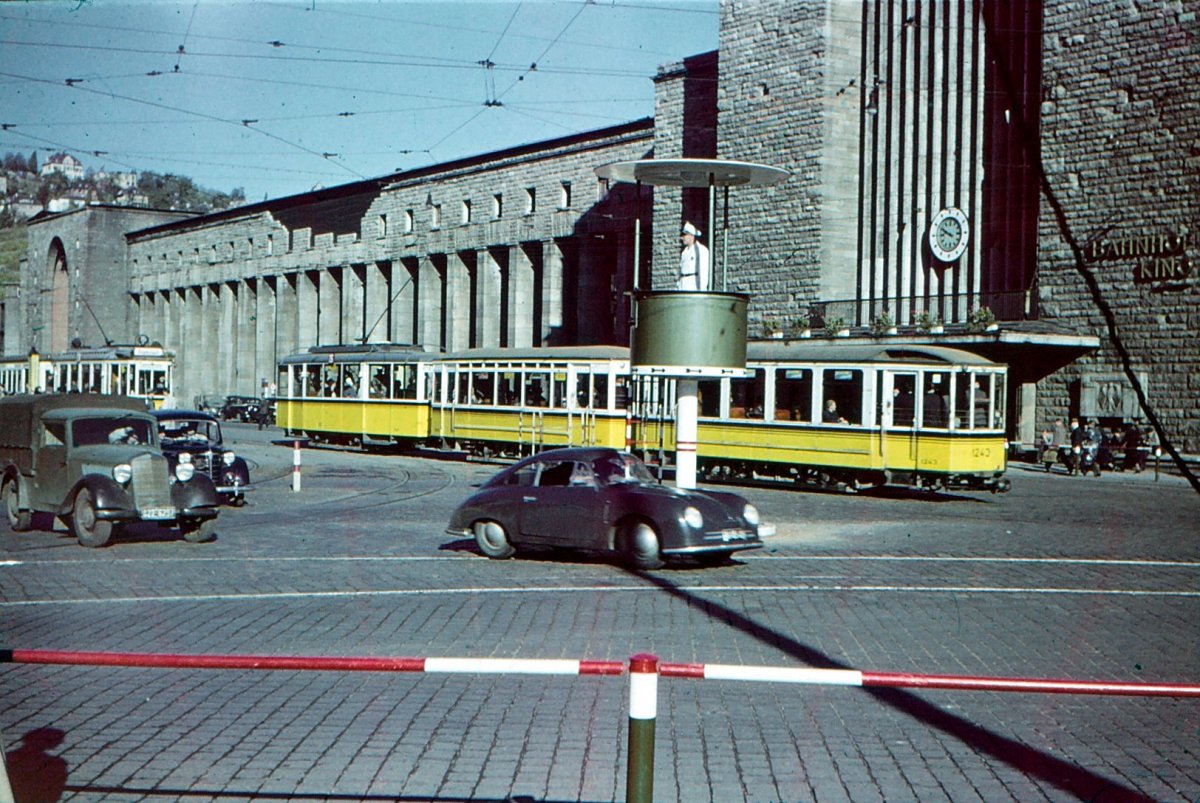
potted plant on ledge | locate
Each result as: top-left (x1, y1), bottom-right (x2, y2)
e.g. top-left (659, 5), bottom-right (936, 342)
top-left (916, 310), bottom-right (943, 334)
top-left (868, 310), bottom-right (897, 337)
top-left (824, 316), bottom-right (850, 338)
top-left (966, 306), bottom-right (998, 333)
top-left (788, 315), bottom-right (813, 339)
top-left (762, 319), bottom-right (784, 339)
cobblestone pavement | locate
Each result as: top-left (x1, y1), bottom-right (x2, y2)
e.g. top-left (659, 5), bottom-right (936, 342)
top-left (2, 425), bottom-right (1198, 802)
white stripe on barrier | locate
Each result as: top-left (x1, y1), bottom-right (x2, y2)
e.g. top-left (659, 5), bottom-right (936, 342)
top-left (702, 664), bottom-right (864, 686)
top-left (629, 672), bottom-right (657, 720)
top-left (424, 658), bottom-right (582, 675)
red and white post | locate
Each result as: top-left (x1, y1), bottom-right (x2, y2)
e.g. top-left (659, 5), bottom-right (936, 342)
top-left (626, 653), bottom-right (658, 803)
top-left (292, 440), bottom-right (302, 493)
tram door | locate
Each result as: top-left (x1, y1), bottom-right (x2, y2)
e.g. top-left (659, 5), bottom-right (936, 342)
top-left (881, 371), bottom-right (918, 468)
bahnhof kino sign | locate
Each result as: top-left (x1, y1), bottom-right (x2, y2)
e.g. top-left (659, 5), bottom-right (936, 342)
top-left (1086, 231), bottom-right (1194, 283)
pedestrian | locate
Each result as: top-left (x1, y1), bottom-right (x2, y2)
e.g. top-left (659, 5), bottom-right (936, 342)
top-left (677, 221), bottom-right (710, 291)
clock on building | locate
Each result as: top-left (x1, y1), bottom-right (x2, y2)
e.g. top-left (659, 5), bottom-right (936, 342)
top-left (929, 207), bottom-right (970, 262)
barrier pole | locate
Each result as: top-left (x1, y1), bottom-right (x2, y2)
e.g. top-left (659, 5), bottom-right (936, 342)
top-left (626, 653), bottom-right (657, 803)
top-left (292, 440), bottom-right (302, 492)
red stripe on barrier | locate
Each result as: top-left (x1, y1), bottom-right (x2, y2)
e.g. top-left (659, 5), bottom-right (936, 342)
top-left (861, 671), bottom-right (1200, 698)
top-left (659, 662), bottom-right (705, 678)
top-left (580, 660), bottom-right (626, 676)
top-left (7, 650), bottom-right (426, 673)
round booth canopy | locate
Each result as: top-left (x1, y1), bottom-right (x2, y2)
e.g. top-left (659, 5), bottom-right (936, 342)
top-left (594, 158), bottom-right (790, 188)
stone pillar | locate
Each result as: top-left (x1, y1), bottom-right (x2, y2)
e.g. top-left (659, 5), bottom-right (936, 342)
top-left (219, 281), bottom-right (237, 394)
top-left (508, 244), bottom-right (536, 348)
top-left (255, 277), bottom-right (276, 392)
top-left (542, 239), bottom-right (565, 344)
top-left (394, 258), bottom-right (418, 346)
top-left (476, 247), bottom-right (503, 348)
top-left (298, 270), bottom-right (320, 350)
top-left (343, 263), bottom-right (366, 345)
top-left (274, 274), bottom-right (298, 366)
top-left (418, 255), bottom-right (444, 351)
top-left (364, 260), bottom-right (390, 344)
top-left (446, 252), bottom-right (472, 352)
top-left (318, 267), bottom-right (340, 346)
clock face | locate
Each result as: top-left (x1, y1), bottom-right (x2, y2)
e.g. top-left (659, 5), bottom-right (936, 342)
top-left (929, 207), bottom-right (969, 262)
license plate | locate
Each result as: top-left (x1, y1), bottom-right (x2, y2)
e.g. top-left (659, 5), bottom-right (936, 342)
top-left (140, 507), bottom-right (175, 520)
top-left (717, 529), bottom-right (750, 542)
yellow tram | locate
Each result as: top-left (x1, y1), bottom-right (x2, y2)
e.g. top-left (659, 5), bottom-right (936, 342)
top-left (0, 344), bottom-right (175, 408)
top-left (276, 341), bottom-right (1008, 492)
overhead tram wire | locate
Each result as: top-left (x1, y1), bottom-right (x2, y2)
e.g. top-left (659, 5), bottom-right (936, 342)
top-left (0, 69), bottom-right (366, 181)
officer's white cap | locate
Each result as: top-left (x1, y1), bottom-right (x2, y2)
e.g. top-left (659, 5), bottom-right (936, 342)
top-left (681, 222), bottom-right (701, 237)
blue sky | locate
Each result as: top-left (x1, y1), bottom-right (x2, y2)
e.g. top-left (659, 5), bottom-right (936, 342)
top-left (0, 0), bottom-right (717, 201)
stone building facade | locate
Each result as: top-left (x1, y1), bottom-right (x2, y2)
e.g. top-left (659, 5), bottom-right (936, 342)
top-left (120, 121), bottom-right (653, 405)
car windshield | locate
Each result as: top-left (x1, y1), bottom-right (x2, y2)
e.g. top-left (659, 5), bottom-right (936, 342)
top-left (158, 418), bottom-right (221, 445)
top-left (592, 453), bottom-right (656, 486)
top-left (72, 417), bottom-right (155, 447)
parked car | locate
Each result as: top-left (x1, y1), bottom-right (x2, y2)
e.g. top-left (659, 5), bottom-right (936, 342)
top-left (219, 395), bottom-right (261, 422)
top-left (154, 409), bottom-right (251, 506)
top-left (192, 394), bottom-right (227, 416)
top-left (446, 447), bottom-right (769, 568)
top-left (1, 394), bottom-right (220, 547)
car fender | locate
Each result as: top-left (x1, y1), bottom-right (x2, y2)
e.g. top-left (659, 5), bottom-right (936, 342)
top-left (2, 465), bottom-right (29, 508)
top-left (171, 473), bottom-right (221, 514)
top-left (66, 474), bottom-right (135, 516)
top-left (606, 495), bottom-right (690, 551)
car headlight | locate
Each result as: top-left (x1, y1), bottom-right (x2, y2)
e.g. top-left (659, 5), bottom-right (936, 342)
top-left (223, 451), bottom-right (236, 466)
top-left (682, 506), bottom-right (704, 529)
top-left (112, 464), bottom-right (132, 484)
top-left (743, 504), bottom-right (760, 526)
top-left (175, 462), bottom-right (195, 482)
top-left (179, 452), bottom-right (193, 464)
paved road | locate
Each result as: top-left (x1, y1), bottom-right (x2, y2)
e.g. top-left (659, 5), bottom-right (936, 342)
top-left (2, 424), bottom-right (1198, 802)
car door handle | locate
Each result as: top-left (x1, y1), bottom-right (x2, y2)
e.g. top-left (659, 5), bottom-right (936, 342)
top-left (523, 496), bottom-right (537, 503)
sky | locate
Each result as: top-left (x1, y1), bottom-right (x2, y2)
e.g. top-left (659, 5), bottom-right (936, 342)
top-left (0, 0), bottom-right (718, 202)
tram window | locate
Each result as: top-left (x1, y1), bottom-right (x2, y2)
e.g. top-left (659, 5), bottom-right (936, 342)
top-left (456, 372), bottom-right (471, 404)
top-left (921, 372), bottom-right (950, 428)
top-left (698, 379), bottom-right (721, 417)
top-left (576, 371), bottom-right (591, 408)
top-left (81, 364), bottom-right (98, 393)
top-left (499, 373), bottom-right (519, 405)
top-left (393, 365), bottom-right (417, 400)
top-left (730, 370), bottom-right (765, 419)
top-left (341, 365), bottom-right (360, 398)
top-left (141, 369), bottom-right (168, 395)
top-left (525, 373), bottom-right (549, 408)
top-left (320, 364), bottom-right (338, 397)
top-left (472, 372), bottom-right (494, 404)
top-left (368, 364), bottom-right (389, 399)
top-left (614, 376), bottom-right (629, 409)
top-left (957, 372), bottom-right (992, 430)
top-left (891, 374), bottom-right (917, 427)
top-left (821, 369), bottom-right (862, 425)
top-left (992, 374), bottom-right (1006, 429)
top-left (775, 368), bottom-right (812, 422)
top-left (551, 372), bottom-right (566, 410)
top-left (593, 373), bottom-right (609, 409)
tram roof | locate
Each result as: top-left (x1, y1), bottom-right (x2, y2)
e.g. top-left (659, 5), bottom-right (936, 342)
top-left (440, 345), bottom-right (631, 364)
top-left (279, 343), bottom-right (440, 365)
top-left (745, 341), bottom-right (1000, 366)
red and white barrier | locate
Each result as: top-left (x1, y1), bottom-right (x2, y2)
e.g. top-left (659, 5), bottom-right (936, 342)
top-left (659, 661), bottom-right (1200, 697)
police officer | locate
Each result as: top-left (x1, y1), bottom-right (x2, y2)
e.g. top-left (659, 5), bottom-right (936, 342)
top-left (677, 221), bottom-right (710, 291)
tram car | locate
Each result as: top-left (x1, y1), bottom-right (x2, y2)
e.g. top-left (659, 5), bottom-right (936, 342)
top-left (276, 341), bottom-right (1008, 493)
top-left (0, 344), bottom-right (175, 408)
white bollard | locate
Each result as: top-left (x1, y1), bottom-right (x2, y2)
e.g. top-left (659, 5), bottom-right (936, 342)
top-left (675, 378), bottom-right (699, 490)
top-left (292, 440), bottom-right (302, 493)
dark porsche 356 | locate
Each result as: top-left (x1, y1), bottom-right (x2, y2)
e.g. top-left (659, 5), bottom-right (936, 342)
top-left (446, 447), bottom-right (769, 568)
top-left (1, 394), bottom-right (220, 547)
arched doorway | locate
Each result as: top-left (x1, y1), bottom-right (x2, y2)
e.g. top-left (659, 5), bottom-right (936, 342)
top-left (48, 238), bottom-right (69, 353)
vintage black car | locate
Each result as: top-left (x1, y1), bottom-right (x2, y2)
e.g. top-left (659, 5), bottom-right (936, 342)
top-left (219, 395), bottom-right (261, 422)
top-left (1, 394), bottom-right (220, 547)
top-left (154, 410), bottom-right (251, 505)
top-left (446, 447), bottom-right (768, 568)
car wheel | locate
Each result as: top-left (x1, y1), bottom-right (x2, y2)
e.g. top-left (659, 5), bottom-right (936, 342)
top-left (3, 476), bottom-right (31, 532)
top-left (180, 518), bottom-right (216, 543)
top-left (474, 520), bottom-right (514, 559)
top-left (72, 488), bottom-right (114, 548)
top-left (620, 520), bottom-right (663, 570)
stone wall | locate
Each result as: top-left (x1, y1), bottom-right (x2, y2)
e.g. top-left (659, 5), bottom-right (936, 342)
top-left (1036, 1), bottom-right (1200, 449)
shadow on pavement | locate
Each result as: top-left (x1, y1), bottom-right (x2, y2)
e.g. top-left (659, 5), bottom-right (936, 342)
top-left (632, 569), bottom-right (1154, 803)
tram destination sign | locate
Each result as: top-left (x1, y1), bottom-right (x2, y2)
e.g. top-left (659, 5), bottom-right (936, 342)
top-left (1085, 231), bottom-right (1195, 285)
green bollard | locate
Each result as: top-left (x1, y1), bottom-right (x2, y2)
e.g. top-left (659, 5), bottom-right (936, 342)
top-left (626, 653), bottom-right (658, 803)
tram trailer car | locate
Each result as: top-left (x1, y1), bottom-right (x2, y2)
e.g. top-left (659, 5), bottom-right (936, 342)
top-left (276, 342), bottom-right (1009, 493)
top-left (0, 345), bottom-right (174, 408)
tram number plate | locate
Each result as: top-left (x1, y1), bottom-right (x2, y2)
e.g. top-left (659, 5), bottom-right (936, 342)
top-left (972, 447), bottom-right (992, 458)
top-left (140, 507), bottom-right (175, 520)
